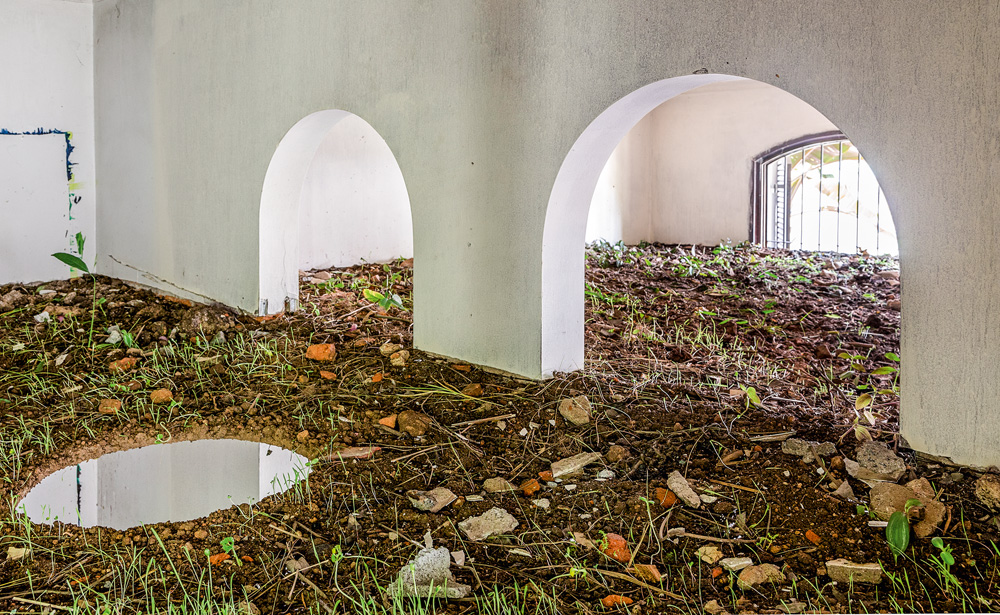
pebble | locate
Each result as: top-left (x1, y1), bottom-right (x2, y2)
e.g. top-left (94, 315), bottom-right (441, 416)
top-left (720, 557), bottom-right (753, 572)
top-left (851, 440), bottom-right (905, 481)
top-left (696, 545), bottom-right (724, 564)
top-left (397, 410), bottom-right (433, 437)
top-left (149, 388), bottom-right (173, 404)
top-left (606, 444), bottom-right (629, 463)
top-left (296, 430), bottom-right (310, 443)
top-left (596, 469), bottom-right (615, 480)
top-left (305, 344), bottom-right (337, 361)
top-left (379, 341), bottom-right (403, 356)
top-left (870, 479), bottom-right (946, 537)
top-left (532, 498), bottom-right (550, 509)
top-left (390, 350), bottom-right (409, 367)
top-left (483, 477), bottom-right (516, 493)
top-left (194, 530), bottom-right (209, 540)
top-left (704, 599), bottom-right (725, 615)
top-left (406, 487), bottom-right (457, 513)
top-left (457, 507), bottom-right (518, 541)
top-left (975, 474), bottom-right (1000, 511)
top-left (737, 563), bottom-right (785, 589)
top-left (386, 546), bottom-right (471, 599)
top-left (98, 399), bottom-right (122, 415)
top-left (667, 470), bottom-right (701, 508)
top-left (781, 438), bottom-right (837, 463)
top-left (558, 395), bottom-right (592, 426)
top-left (461, 383), bottom-right (484, 397)
top-left (518, 428), bottom-right (528, 437)
top-left (551, 452), bottom-right (602, 478)
top-left (825, 558), bottom-right (882, 584)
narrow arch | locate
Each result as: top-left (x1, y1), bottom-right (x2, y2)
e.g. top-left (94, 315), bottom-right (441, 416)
top-left (542, 74), bottom-right (900, 376)
top-left (258, 110), bottom-right (413, 315)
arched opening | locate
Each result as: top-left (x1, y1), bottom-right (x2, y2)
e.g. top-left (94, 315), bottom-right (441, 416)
top-left (543, 75), bottom-right (900, 376)
top-left (258, 110), bottom-right (413, 315)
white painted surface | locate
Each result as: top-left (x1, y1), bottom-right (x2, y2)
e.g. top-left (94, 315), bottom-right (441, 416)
top-left (586, 80), bottom-right (838, 246)
top-left (86, 1), bottom-right (1000, 466)
top-left (298, 114), bottom-right (413, 271)
top-left (0, 0), bottom-right (94, 283)
top-left (18, 440), bottom-right (310, 530)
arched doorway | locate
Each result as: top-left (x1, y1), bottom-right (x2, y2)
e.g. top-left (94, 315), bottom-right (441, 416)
top-left (258, 110), bottom-right (413, 315)
top-left (542, 75), bottom-right (900, 376)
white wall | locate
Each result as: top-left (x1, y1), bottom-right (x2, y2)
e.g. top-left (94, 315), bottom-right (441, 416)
top-left (0, 0), bottom-right (95, 284)
top-left (586, 80), bottom-right (837, 246)
top-left (298, 113), bottom-right (412, 271)
top-left (88, 1), bottom-right (1000, 466)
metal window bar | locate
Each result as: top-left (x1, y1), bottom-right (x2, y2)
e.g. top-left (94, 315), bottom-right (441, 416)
top-left (757, 137), bottom-right (897, 256)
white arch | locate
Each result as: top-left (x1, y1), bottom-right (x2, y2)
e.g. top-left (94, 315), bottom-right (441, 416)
top-left (258, 110), bottom-right (413, 315)
top-left (541, 74), bottom-right (744, 375)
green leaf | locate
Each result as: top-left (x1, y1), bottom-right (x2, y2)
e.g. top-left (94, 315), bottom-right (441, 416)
top-left (943, 551), bottom-right (955, 566)
top-left (885, 352), bottom-right (900, 362)
top-left (745, 387), bottom-right (761, 407)
top-left (362, 288), bottom-right (385, 303)
top-left (886, 511), bottom-right (910, 558)
top-left (931, 537), bottom-right (944, 550)
top-left (855, 393), bottom-right (873, 410)
top-left (871, 366), bottom-right (897, 375)
top-left (904, 498), bottom-right (922, 512)
top-left (52, 252), bottom-right (89, 273)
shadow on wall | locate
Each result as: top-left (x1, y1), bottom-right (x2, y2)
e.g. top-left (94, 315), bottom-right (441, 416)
top-left (258, 110), bottom-right (413, 315)
top-left (544, 75), bottom-right (901, 376)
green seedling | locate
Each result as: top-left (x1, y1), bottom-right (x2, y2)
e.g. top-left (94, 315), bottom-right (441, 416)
top-left (220, 536), bottom-right (241, 566)
top-left (362, 288), bottom-right (405, 311)
top-left (886, 498), bottom-right (921, 560)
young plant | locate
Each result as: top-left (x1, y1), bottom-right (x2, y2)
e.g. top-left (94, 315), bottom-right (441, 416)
top-left (362, 288), bottom-right (405, 311)
top-left (220, 536), bottom-right (242, 566)
top-left (886, 498), bottom-right (922, 560)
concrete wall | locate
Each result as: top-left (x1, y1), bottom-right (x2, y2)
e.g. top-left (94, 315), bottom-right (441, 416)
top-left (0, 0), bottom-right (94, 284)
top-left (586, 80), bottom-right (838, 246)
top-left (87, 1), bottom-right (1000, 466)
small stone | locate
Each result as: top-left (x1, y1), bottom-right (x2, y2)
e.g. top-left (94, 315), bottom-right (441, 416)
top-left (631, 563), bottom-right (662, 582)
top-left (558, 395), bottom-right (592, 426)
top-left (532, 498), bottom-right (550, 509)
top-left (830, 456), bottom-right (846, 472)
top-left (407, 487), bottom-right (457, 513)
top-left (606, 445), bottom-right (629, 463)
top-left (319, 370), bottom-right (337, 380)
top-left (704, 599), bottom-right (725, 615)
top-left (325, 446), bottom-right (380, 460)
top-left (483, 477), bottom-right (516, 493)
top-left (238, 601), bottom-right (261, 615)
top-left (305, 344), bottom-right (337, 361)
top-left (696, 545), bottom-right (724, 564)
top-left (600, 533), bottom-right (631, 563)
top-left (461, 383), bottom-right (484, 397)
top-left (781, 438), bottom-right (837, 463)
top-left (296, 430), bottom-right (310, 443)
top-left (451, 550), bottom-right (465, 566)
top-left (721, 557), bottom-right (754, 572)
top-left (778, 600), bottom-right (807, 614)
top-left (398, 410), bottom-right (433, 436)
top-left (825, 558), bottom-right (882, 585)
top-left (379, 341), bottom-right (403, 356)
top-left (312, 271), bottom-right (332, 281)
top-left (833, 480), bottom-right (856, 500)
top-left (851, 440), bottom-right (905, 481)
top-left (386, 546), bottom-right (471, 599)
top-left (870, 481), bottom-right (946, 537)
top-left (390, 350), bottom-right (409, 367)
top-left (149, 388), bottom-right (173, 404)
top-left (737, 563), bottom-right (785, 589)
top-left (700, 494), bottom-right (718, 504)
top-left (378, 414), bottom-right (397, 429)
top-left (104, 325), bottom-right (124, 345)
top-left (551, 452), bottom-right (602, 478)
top-left (601, 595), bottom-right (633, 608)
top-left (194, 530), bottom-right (209, 540)
top-left (98, 399), bottom-right (122, 415)
top-left (6, 547), bottom-right (29, 561)
top-left (597, 469), bottom-right (615, 480)
top-left (975, 474), bottom-right (1000, 511)
top-left (458, 507), bottom-right (518, 541)
top-left (109, 357), bottom-right (139, 372)
top-left (804, 529), bottom-right (821, 545)
top-left (520, 479), bottom-right (541, 496)
top-left (667, 470), bottom-right (701, 508)
top-left (655, 487), bottom-right (677, 509)
top-left (887, 299), bottom-right (901, 311)
top-left (876, 270), bottom-right (900, 281)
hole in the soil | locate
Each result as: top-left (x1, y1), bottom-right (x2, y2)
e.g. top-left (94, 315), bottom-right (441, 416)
top-left (18, 439), bottom-right (310, 530)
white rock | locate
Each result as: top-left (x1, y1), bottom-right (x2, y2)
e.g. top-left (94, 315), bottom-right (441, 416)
top-left (483, 477), bottom-right (516, 493)
top-left (695, 545), bottom-right (724, 564)
top-left (720, 557), bottom-right (753, 572)
top-left (667, 470), bottom-right (701, 508)
top-left (825, 558), bottom-right (882, 585)
top-left (532, 498), bottom-right (550, 509)
top-left (458, 507), bottom-right (519, 541)
top-left (551, 452), bottom-right (602, 478)
top-left (386, 547), bottom-right (471, 599)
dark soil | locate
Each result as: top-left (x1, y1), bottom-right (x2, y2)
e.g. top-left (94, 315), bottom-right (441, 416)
top-left (0, 242), bottom-right (997, 614)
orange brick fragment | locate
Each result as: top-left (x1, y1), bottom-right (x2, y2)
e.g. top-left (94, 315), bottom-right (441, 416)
top-left (711, 566), bottom-right (724, 578)
top-left (109, 357), bottom-right (139, 373)
top-left (600, 533), bottom-right (632, 563)
top-left (631, 563), bottom-right (662, 582)
top-left (453, 364), bottom-right (471, 371)
top-left (371, 373), bottom-right (383, 383)
top-left (208, 552), bottom-right (230, 565)
top-left (805, 529), bottom-right (822, 545)
top-left (520, 478), bottom-right (541, 496)
top-left (319, 370), bottom-right (337, 380)
top-left (378, 414), bottom-right (397, 429)
top-left (601, 595), bottom-right (634, 608)
top-left (655, 487), bottom-right (677, 509)
top-left (149, 388), bottom-right (173, 404)
top-left (98, 399), bottom-right (122, 415)
top-left (538, 470), bottom-right (554, 482)
top-left (305, 344), bottom-right (337, 361)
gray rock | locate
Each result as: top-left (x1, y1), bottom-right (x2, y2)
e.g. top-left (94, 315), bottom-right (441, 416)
top-left (737, 563), bottom-right (785, 589)
top-left (825, 558), bottom-right (882, 585)
top-left (667, 470), bottom-right (701, 508)
top-left (558, 395), bottom-right (592, 426)
top-left (854, 441), bottom-right (905, 481)
top-left (0, 290), bottom-right (27, 311)
top-left (406, 487), bottom-right (457, 513)
top-left (695, 545), bottom-right (723, 564)
top-left (178, 306), bottom-right (236, 338)
top-left (104, 325), bottom-right (123, 345)
top-left (483, 477), bottom-right (516, 493)
top-left (781, 438), bottom-right (837, 463)
top-left (832, 480), bottom-right (856, 501)
top-left (458, 507), bottom-right (518, 541)
top-left (386, 546), bottom-right (471, 599)
top-left (976, 474), bottom-right (1000, 511)
top-left (720, 557), bottom-right (753, 572)
top-left (398, 410), bottom-right (433, 437)
top-left (551, 452), bottom-right (602, 478)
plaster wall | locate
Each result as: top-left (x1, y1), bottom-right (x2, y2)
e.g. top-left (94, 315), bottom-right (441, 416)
top-left (0, 0), bottom-right (95, 284)
top-left (298, 114), bottom-right (412, 271)
top-left (90, 1), bottom-right (1000, 466)
top-left (587, 80), bottom-right (838, 246)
